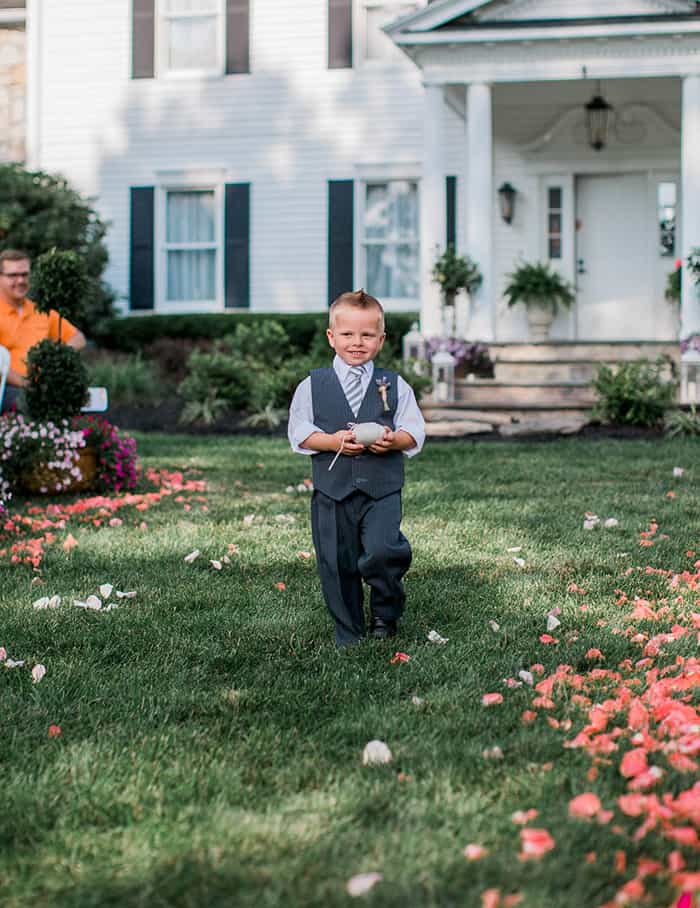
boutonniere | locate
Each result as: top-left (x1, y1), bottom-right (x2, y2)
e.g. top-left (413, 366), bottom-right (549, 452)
top-left (375, 375), bottom-right (390, 412)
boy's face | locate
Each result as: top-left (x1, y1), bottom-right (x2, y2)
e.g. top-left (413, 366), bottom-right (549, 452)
top-left (327, 306), bottom-right (385, 367)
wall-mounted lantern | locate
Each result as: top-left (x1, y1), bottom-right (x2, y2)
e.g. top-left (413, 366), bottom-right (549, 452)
top-left (497, 182), bottom-right (517, 224)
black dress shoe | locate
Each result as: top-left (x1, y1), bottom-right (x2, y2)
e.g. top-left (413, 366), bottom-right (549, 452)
top-left (370, 617), bottom-right (397, 639)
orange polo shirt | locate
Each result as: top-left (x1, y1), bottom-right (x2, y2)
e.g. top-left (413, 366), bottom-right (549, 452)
top-left (0, 297), bottom-right (79, 376)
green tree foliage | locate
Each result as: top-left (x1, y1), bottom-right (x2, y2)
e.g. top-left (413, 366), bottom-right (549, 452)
top-left (0, 163), bottom-right (115, 333)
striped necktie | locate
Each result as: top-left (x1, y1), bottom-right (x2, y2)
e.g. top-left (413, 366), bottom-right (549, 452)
top-left (344, 365), bottom-right (365, 416)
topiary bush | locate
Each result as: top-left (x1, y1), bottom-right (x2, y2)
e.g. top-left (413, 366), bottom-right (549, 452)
top-left (31, 248), bottom-right (88, 330)
top-left (24, 339), bottom-right (89, 422)
top-left (591, 357), bottom-right (677, 427)
top-left (0, 163), bottom-right (116, 334)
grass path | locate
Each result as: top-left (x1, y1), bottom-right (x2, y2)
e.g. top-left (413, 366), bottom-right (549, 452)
top-left (1, 436), bottom-right (698, 907)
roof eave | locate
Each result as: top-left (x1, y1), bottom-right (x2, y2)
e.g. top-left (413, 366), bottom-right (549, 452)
top-left (393, 18), bottom-right (700, 45)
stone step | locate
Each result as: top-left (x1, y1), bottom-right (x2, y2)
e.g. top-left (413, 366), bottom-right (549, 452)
top-left (453, 381), bottom-right (597, 408)
top-left (493, 359), bottom-right (676, 383)
top-left (489, 342), bottom-right (679, 363)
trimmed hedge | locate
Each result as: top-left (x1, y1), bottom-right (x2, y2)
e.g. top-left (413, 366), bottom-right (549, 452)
top-left (93, 311), bottom-right (418, 358)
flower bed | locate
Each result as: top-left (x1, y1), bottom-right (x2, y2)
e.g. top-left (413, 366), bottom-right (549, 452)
top-left (0, 413), bottom-right (138, 509)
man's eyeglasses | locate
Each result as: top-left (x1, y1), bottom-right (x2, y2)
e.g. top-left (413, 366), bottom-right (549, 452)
top-left (0, 272), bottom-right (29, 281)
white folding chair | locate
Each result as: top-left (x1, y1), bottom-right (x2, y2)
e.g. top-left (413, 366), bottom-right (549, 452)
top-left (0, 345), bottom-right (9, 413)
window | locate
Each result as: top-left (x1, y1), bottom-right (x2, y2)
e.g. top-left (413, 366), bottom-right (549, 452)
top-left (658, 181), bottom-right (677, 257)
top-left (361, 1), bottom-right (420, 63)
top-left (164, 189), bottom-right (219, 305)
top-left (362, 180), bottom-right (419, 301)
top-left (159, 0), bottom-right (223, 76)
top-left (547, 187), bottom-right (563, 260)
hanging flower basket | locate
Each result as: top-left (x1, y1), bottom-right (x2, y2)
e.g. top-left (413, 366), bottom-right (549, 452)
top-left (21, 446), bottom-right (97, 495)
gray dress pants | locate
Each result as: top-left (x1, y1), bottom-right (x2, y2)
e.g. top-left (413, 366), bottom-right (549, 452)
top-left (311, 489), bottom-right (412, 646)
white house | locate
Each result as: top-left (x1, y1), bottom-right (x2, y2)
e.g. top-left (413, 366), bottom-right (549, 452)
top-left (20, 0), bottom-right (700, 366)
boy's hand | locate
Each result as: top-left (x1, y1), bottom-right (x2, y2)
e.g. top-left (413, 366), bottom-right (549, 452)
top-left (368, 426), bottom-right (395, 454)
top-left (332, 429), bottom-right (364, 457)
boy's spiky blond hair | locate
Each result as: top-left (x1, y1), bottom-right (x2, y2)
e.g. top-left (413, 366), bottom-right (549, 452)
top-left (329, 289), bottom-right (385, 331)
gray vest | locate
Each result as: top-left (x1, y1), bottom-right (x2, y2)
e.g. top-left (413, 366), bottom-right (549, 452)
top-left (310, 366), bottom-right (404, 502)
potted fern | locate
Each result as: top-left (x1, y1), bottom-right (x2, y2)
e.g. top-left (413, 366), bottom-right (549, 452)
top-left (432, 245), bottom-right (482, 335)
top-left (503, 261), bottom-right (575, 341)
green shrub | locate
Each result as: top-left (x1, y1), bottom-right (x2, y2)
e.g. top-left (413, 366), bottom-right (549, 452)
top-left (0, 163), bottom-right (116, 334)
top-left (178, 317), bottom-right (429, 425)
top-left (664, 405), bottom-right (700, 437)
top-left (85, 353), bottom-right (166, 407)
top-left (503, 261), bottom-right (575, 314)
top-left (591, 357), bottom-right (677, 427)
top-left (24, 339), bottom-right (89, 422)
top-left (92, 311), bottom-right (416, 362)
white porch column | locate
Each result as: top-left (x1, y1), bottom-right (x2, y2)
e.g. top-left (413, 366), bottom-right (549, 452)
top-left (466, 82), bottom-right (494, 341)
top-left (420, 82), bottom-right (446, 337)
top-left (681, 75), bottom-right (700, 370)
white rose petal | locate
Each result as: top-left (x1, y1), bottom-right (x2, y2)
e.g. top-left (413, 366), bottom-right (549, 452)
top-left (243, 515), bottom-right (256, 526)
top-left (518, 670), bottom-right (534, 686)
top-left (73, 599), bottom-right (88, 609)
top-left (32, 597), bottom-right (50, 610)
top-left (116, 590), bottom-right (137, 599)
top-left (673, 467), bottom-right (684, 478)
top-left (346, 872), bottom-right (383, 897)
top-left (31, 664), bottom-right (46, 684)
top-left (583, 519), bottom-right (598, 530)
top-left (546, 614), bottom-right (561, 631)
top-left (482, 746), bottom-right (504, 760)
top-left (5, 659), bottom-right (25, 668)
top-left (513, 557), bottom-right (526, 568)
top-left (296, 483), bottom-right (308, 493)
top-left (507, 546), bottom-right (523, 553)
top-left (99, 584), bottom-right (114, 599)
top-left (85, 595), bottom-right (102, 611)
top-left (488, 620), bottom-right (500, 633)
top-left (427, 629), bottom-right (448, 645)
top-left (184, 550), bottom-right (200, 563)
top-left (48, 595), bottom-right (61, 609)
top-left (604, 518), bottom-right (619, 529)
top-left (210, 560), bottom-right (222, 570)
top-left (362, 740), bottom-right (392, 766)
top-left (222, 555), bottom-right (231, 565)
top-left (411, 695), bottom-right (425, 708)
top-left (285, 486), bottom-right (295, 494)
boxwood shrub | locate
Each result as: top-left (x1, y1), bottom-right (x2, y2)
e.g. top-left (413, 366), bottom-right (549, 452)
top-left (93, 311), bottom-right (417, 360)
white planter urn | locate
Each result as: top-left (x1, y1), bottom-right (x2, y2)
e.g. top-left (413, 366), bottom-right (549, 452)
top-left (526, 302), bottom-right (554, 342)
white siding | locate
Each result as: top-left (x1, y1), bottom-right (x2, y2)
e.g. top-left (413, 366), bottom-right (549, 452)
top-left (35, 0), bottom-right (430, 314)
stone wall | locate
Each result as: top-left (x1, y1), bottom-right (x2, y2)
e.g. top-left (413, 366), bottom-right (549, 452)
top-left (0, 28), bottom-right (25, 162)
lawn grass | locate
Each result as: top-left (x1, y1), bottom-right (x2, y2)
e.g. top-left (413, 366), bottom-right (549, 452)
top-left (1, 435), bottom-right (698, 908)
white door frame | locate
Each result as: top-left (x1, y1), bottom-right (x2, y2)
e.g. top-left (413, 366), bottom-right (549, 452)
top-left (529, 154), bottom-right (679, 339)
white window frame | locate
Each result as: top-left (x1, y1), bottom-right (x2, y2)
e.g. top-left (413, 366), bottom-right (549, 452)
top-left (155, 172), bottom-right (225, 313)
top-left (155, 0), bottom-right (226, 80)
top-left (355, 165), bottom-right (421, 311)
top-left (353, 0), bottom-right (427, 68)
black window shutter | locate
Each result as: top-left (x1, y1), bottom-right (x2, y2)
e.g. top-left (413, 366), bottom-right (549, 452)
top-left (446, 176), bottom-right (457, 248)
top-left (132, 0), bottom-right (155, 79)
top-left (226, 0), bottom-right (250, 74)
top-left (328, 0), bottom-right (352, 69)
top-left (225, 183), bottom-right (250, 309)
top-left (130, 187), bottom-right (155, 311)
top-left (328, 180), bottom-right (354, 304)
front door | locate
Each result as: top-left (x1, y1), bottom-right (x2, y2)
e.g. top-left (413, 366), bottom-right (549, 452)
top-left (575, 173), bottom-right (653, 339)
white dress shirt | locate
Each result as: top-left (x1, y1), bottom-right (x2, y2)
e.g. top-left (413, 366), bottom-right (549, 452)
top-left (288, 355), bottom-right (425, 457)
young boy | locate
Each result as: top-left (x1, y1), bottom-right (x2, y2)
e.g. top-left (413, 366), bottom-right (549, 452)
top-left (288, 289), bottom-right (425, 647)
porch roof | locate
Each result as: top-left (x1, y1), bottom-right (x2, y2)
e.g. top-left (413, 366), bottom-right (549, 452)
top-left (386, 0), bottom-right (700, 47)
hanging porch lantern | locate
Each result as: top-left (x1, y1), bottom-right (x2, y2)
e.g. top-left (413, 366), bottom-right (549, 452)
top-left (431, 347), bottom-right (456, 403)
top-left (497, 182), bottom-right (517, 225)
top-left (585, 82), bottom-right (613, 151)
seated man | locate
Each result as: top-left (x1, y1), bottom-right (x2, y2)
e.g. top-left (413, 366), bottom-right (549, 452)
top-left (0, 249), bottom-right (86, 413)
